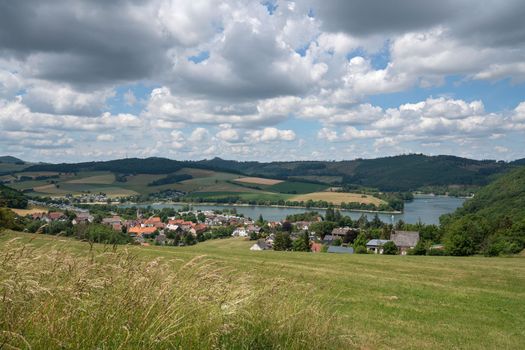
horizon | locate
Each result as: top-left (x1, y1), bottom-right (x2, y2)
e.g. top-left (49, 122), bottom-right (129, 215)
top-left (1, 1), bottom-right (525, 162)
top-left (3, 152), bottom-right (522, 165)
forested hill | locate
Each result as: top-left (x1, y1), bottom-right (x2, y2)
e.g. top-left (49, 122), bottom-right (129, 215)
top-left (0, 184), bottom-right (28, 209)
top-left (24, 154), bottom-right (519, 191)
top-left (194, 154), bottom-right (514, 190)
top-left (440, 166), bottom-right (525, 256)
top-left (0, 156), bottom-right (24, 164)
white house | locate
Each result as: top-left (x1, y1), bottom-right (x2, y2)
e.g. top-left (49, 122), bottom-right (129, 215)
top-left (250, 241), bottom-right (270, 251)
top-left (232, 227), bottom-right (248, 237)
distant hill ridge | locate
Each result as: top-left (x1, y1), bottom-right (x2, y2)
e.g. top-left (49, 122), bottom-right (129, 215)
top-left (22, 153), bottom-right (525, 191)
top-left (0, 156), bottom-right (24, 164)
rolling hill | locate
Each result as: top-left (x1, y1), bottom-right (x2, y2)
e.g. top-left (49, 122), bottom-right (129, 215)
top-left (21, 154), bottom-right (520, 191)
top-left (0, 156), bottom-right (24, 164)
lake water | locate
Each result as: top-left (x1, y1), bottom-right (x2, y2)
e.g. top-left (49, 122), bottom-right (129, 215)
top-left (127, 195), bottom-right (466, 225)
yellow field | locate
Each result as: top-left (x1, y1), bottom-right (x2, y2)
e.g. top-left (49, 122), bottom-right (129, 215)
top-left (9, 207), bottom-right (48, 216)
top-left (66, 173), bottom-right (115, 184)
top-left (290, 191), bottom-right (385, 205)
top-left (234, 177), bottom-right (283, 185)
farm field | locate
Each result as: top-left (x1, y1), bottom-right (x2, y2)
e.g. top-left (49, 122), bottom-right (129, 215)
top-left (234, 177), bottom-right (284, 185)
top-left (1, 231), bottom-right (524, 349)
top-left (290, 191), bottom-right (386, 205)
top-left (5, 167), bottom-right (385, 207)
top-left (8, 206), bottom-right (48, 216)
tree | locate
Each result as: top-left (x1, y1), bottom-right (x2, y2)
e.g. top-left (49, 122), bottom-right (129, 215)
top-left (197, 212), bottom-right (206, 223)
top-left (309, 221), bottom-right (337, 239)
top-left (370, 214), bottom-right (383, 229)
top-left (281, 221), bottom-right (292, 232)
top-left (411, 240), bottom-right (428, 255)
top-left (382, 241), bottom-right (399, 255)
top-left (0, 208), bottom-right (21, 231)
top-left (445, 232), bottom-right (475, 256)
top-left (353, 232), bottom-right (368, 250)
top-left (273, 231), bottom-right (292, 251)
top-left (293, 231), bottom-right (311, 252)
top-left (257, 214), bottom-right (265, 226)
top-left (249, 230), bottom-right (259, 241)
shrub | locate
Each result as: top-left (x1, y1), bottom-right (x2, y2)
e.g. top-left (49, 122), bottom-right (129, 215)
top-left (354, 245), bottom-right (368, 254)
top-left (382, 241), bottom-right (399, 255)
top-left (445, 232), bottom-right (475, 256)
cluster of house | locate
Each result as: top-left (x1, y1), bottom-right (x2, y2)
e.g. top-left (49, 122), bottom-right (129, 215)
top-left (31, 210), bottom-right (94, 225)
top-left (250, 223), bottom-right (420, 255)
top-left (66, 193), bottom-right (110, 203)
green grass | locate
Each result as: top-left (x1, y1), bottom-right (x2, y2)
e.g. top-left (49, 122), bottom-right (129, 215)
top-left (1, 231), bottom-right (524, 349)
top-left (186, 191), bottom-right (292, 202)
top-left (266, 181), bottom-right (328, 194)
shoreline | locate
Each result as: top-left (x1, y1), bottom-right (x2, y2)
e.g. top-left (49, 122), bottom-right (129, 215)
top-left (118, 201), bottom-right (403, 215)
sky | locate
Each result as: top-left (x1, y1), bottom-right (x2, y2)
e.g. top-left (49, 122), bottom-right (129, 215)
top-left (1, 0), bottom-right (525, 163)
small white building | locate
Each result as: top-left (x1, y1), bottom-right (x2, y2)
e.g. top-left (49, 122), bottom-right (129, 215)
top-left (232, 227), bottom-right (248, 237)
top-left (366, 239), bottom-right (391, 254)
top-left (250, 241), bottom-right (270, 251)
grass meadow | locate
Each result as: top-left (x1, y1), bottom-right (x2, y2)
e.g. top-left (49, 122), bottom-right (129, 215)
top-left (290, 191), bottom-right (386, 205)
top-left (1, 231), bottom-right (524, 349)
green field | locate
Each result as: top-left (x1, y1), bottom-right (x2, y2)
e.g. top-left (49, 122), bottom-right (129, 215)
top-left (5, 168), bottom-right (385, 206)
top-left (1, 231), bottom-right (524, 349)
top-left (265, 181), bottom-right (328, 194)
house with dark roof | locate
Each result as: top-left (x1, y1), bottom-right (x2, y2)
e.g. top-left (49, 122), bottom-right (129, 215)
top-left (322, 234), bottom-right (337, 245)
top-left (331, 227), bottom-right (359, 242)
top-left (390, 231), bottom-right (420, 255)
top-left (366, 239), bottom-right (391, 254)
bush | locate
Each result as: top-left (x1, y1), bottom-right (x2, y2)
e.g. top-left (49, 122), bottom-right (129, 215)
top-left (382, 241), bottom-right (399, 255)
top-left (354, 245), bottom-right (368, 254)
top-left (445, 232), bottom-right (475, 256)
top-left (428, 248), bottom-right (445, 256)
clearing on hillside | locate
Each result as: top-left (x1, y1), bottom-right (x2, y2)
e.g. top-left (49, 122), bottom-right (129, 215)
top-left (290, 191), bottom-right (385, 205)
top-left (234, 177), bottom-right (284, 185)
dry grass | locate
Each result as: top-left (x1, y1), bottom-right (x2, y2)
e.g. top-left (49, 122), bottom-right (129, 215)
top-left (0, 236), bottom-right (348, 349)
top-left (290, 191), bottom-right (386, 205)
top-left (8, 207), bottom-right (47, 216)
top-left (234, 177), bottom-right (284, 185)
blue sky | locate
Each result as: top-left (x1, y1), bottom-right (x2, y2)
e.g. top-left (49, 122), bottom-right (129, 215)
top-left (1, 0), bottom-right (524, 163)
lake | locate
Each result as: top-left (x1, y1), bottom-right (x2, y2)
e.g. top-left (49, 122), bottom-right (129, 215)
top-left (126, 194), bottom-right (466, 225)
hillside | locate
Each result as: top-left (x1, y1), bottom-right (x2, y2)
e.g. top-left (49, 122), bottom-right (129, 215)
top-left (1, 232), bottom-right (524, 349)
top-left (0, 156), bottom-right (24, 164)
top-left (24, 154), bottom-right (518, 191)
top-left (0, 184), bottom-right (28, 209)
top-left (441, 166), bottom-right (525, 255)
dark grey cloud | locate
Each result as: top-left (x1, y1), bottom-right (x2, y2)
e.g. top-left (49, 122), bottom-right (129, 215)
top-left (0, 0), bottom-right (168, 86)
top-left (311, 0), bottom-right (465, 36)
top-left (310, 0), bottom-right (525, 47)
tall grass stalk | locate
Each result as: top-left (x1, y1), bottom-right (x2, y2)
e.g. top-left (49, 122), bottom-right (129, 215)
top-left (0, 237), bottom-right (349, 349)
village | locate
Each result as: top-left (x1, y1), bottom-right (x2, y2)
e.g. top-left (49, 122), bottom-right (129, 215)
top-left (27, 205), bottom-right (425, 255)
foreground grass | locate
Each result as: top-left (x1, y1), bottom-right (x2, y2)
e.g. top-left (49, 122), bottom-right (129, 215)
top-left (2, 232), bottom-right (525, 349)
top-left (0, 232), bottom-right (345, 349)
